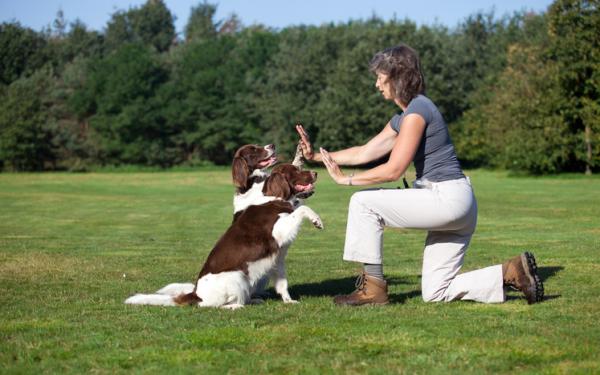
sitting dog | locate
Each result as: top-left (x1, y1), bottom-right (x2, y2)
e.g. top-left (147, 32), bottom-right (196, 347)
top-left (125, 163), bottom-right (321, 309)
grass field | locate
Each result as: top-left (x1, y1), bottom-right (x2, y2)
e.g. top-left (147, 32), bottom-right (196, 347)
top-left (1, 168), bottom-right (599, 374)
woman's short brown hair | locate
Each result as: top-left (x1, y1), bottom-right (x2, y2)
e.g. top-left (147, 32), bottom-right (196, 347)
top-left (369, 44), bottom-right (426, 106)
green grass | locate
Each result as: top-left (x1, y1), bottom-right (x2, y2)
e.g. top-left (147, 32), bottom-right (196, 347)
top-left (1, 168), bottom-right (599, 374)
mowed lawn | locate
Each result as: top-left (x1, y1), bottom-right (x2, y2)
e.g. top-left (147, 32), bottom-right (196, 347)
top-left (1, 168), bottom-right (599, 374)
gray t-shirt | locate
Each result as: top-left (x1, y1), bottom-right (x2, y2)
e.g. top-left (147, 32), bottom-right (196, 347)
top-left (390, 95), bottom-right (464, 182)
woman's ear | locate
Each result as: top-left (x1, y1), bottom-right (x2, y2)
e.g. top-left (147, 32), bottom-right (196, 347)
top-left (264, 172), bottom-right (292, 200)
top-left (232, 157), bottom-right (250, 190)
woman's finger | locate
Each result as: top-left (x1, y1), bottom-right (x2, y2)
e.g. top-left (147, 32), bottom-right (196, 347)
top-left (320, 148), bottom-right (329, 164)
top-left (296, 125), bottom-right (312, 155)
top-left (321, 148), bottom-right (334, 170)
top-left (296, 124), bottom-right (308, 141)
top-left (298, 124), bottom-right (309, 138)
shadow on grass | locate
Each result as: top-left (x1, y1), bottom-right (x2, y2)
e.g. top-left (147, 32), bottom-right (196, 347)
top-left (287, 275), bottom-right (413, 298)
top-left (389, 290), bottom-right (422, 304)
top-left (259, 275), bottom-right (420, 304)
top-left (505, 293), bottom-right (561, 302)
top-left (538, 266), bottom-right (563, 283)
top-left (274, 267), bottom-right (563, 303)
top-left (504, 266), bottom-right (563, 302)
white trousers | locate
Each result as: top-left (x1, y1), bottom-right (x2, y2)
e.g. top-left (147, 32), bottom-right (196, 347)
top-left (343, 178), bottom-right (505, 303)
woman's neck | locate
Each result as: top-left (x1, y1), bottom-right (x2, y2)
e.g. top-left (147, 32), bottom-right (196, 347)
top-left (395, 98), bottom-right (407, 111)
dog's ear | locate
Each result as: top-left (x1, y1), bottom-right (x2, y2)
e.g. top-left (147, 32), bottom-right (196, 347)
top-left (264, 172), bottom-right (292, 199)
top-left (232, 157), bottom-right (250, 190)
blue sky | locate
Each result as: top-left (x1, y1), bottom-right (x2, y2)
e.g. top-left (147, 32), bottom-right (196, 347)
top-left (1, 0), bottom-right (554, 34)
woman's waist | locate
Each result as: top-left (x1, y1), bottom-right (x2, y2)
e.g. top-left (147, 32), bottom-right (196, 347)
top-left (412, 176), bottom-right (471, 189)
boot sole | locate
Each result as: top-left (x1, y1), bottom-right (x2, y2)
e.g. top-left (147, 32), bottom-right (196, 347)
top-left (520, 251), bottom-right (544, 304)
top-left (333, 299), bottom-right (389, 306)
top-left (336, 302), bottom-right (390, 306)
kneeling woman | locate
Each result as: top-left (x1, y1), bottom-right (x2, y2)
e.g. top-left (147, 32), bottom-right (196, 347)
top-left (296, 44), bottom-right (543, 305)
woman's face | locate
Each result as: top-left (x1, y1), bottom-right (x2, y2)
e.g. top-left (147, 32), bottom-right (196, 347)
top-left (375, 72), bottom-right (394, 101)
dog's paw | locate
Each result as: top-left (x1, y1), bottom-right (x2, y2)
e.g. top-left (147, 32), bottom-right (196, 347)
top-left (221, 303), bottom-right (245, 310)
top-left (311, 216), bottom-right (323, 229)
top-left (284, 299), bottom-right (300, 304)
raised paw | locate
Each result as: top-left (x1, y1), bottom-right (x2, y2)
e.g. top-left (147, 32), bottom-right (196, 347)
top-left (312, 216), bottom-right (323, 229)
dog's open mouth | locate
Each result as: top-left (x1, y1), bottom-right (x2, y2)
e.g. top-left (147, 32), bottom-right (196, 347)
top-left (294, 182), bottom-right (314, 192)
top-left (258, 154), bottom-right (277, 168)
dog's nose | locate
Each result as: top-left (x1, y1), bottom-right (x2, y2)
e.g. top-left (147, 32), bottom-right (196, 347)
top-left (265, 144), bottom-right (275, 151)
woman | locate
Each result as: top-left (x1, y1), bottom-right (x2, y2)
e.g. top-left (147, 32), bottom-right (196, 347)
top-left (296, 44), bottom-right (543, 305)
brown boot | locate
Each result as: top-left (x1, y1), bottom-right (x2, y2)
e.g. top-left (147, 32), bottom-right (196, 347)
top-left (502, 252), bottom-right (544, 304)
top-left (333, 272), bottom-right (389, 306)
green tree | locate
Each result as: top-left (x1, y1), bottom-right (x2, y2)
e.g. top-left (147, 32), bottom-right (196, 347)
top-left (130, 0), bottom-right (175, 52)
top-left (314, 19), bottom-right (417, 151)
top-left (454, 42), bottom-right (569, 173)
top-left (105, 0), bottom-right (175, 52)
top-left (252, 24), bottom-right (346, 157)
top-left (0, 68), bottom-right (56, 170)
top-left (548, 0), bottom-right (600, 174)
top-left (184, 1), bottom-right (219, 42)
top-left (450, 11), bottom-right (586, 174)
top-left (71, 43), bottom-right (170, 165)
top-left (0, 22), bottom-right (48, 85)
top-left (63, 20), bottom-right (104, 61)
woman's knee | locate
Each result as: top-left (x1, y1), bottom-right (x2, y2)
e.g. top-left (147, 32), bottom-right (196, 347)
top-left (421, 278), bottom-right (448, 302)
top-left (348, 191), bottom-right (376, 212)
top-left (349, 191), bottom-right (366, 206)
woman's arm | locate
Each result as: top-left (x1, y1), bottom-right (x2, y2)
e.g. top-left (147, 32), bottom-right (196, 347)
top-left (321, 113), bottom-right (426, 186)
top-left (296, 123), bottom-right (397, 166)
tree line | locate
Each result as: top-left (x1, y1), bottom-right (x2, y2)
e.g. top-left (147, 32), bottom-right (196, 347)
top-left (0, 0), bottom-right (598, 174)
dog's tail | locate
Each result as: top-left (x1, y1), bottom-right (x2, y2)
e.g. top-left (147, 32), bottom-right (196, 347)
top-left (172, 292), bottom-right (202, 306)
top-left (155, 283), bottom-right (195, 296)
top-left (124, 293), bottom-right (178, 306)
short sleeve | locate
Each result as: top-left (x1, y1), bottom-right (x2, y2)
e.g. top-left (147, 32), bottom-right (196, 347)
top-left (390, 114), bottom-right (402, 133)
top-left (404, 96), bottom-right (433, 124)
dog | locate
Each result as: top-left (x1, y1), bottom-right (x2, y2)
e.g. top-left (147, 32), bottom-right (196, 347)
top-left (232, 144), bottom-right (277, 191)
top-left (233, 142), bottom-right (309, 214)
top-left (125, 163), bottom-right (321, 309)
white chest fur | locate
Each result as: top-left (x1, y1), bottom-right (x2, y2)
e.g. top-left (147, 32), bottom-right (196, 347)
top-left (233, 181), bottom-right (277, 213)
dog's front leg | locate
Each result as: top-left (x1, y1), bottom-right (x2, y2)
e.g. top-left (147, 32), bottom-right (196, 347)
top-left (272, 245), bottom-right (297, 303)
top-left (272, 206), bottom-right (323, 248)
top-left (292, 141), bottom-right (305, 169)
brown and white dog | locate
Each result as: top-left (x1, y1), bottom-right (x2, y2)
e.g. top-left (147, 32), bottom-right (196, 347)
top-left (125, 163), bottom-right (321, 309)
top-left (233, 143), bottom-right (309, 214)
top-left (231, 143), bottom-right (277, 194)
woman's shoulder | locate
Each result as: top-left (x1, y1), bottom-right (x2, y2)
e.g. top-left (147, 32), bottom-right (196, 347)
top-left (406, 95), bottom-right (436, 122)
top-left (409, 94), bottom-right (435, 107)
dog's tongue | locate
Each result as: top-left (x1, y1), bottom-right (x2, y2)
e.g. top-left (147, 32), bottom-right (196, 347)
top-left (295, 183), bottom-right (313, 192)
top-left (258, 155), bottom-right (277, 168)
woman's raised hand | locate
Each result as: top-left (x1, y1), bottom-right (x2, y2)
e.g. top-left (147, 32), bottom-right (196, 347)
top-left (295, 124), bottom-right (314, 160)
top-left (320, 147), bottom-right (347, 185)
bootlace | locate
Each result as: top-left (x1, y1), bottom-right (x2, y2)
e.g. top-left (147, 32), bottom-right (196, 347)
top-left (504, 266), bottom-right (520, 291)
top-left (354, 273), bottom-right (367, 291)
